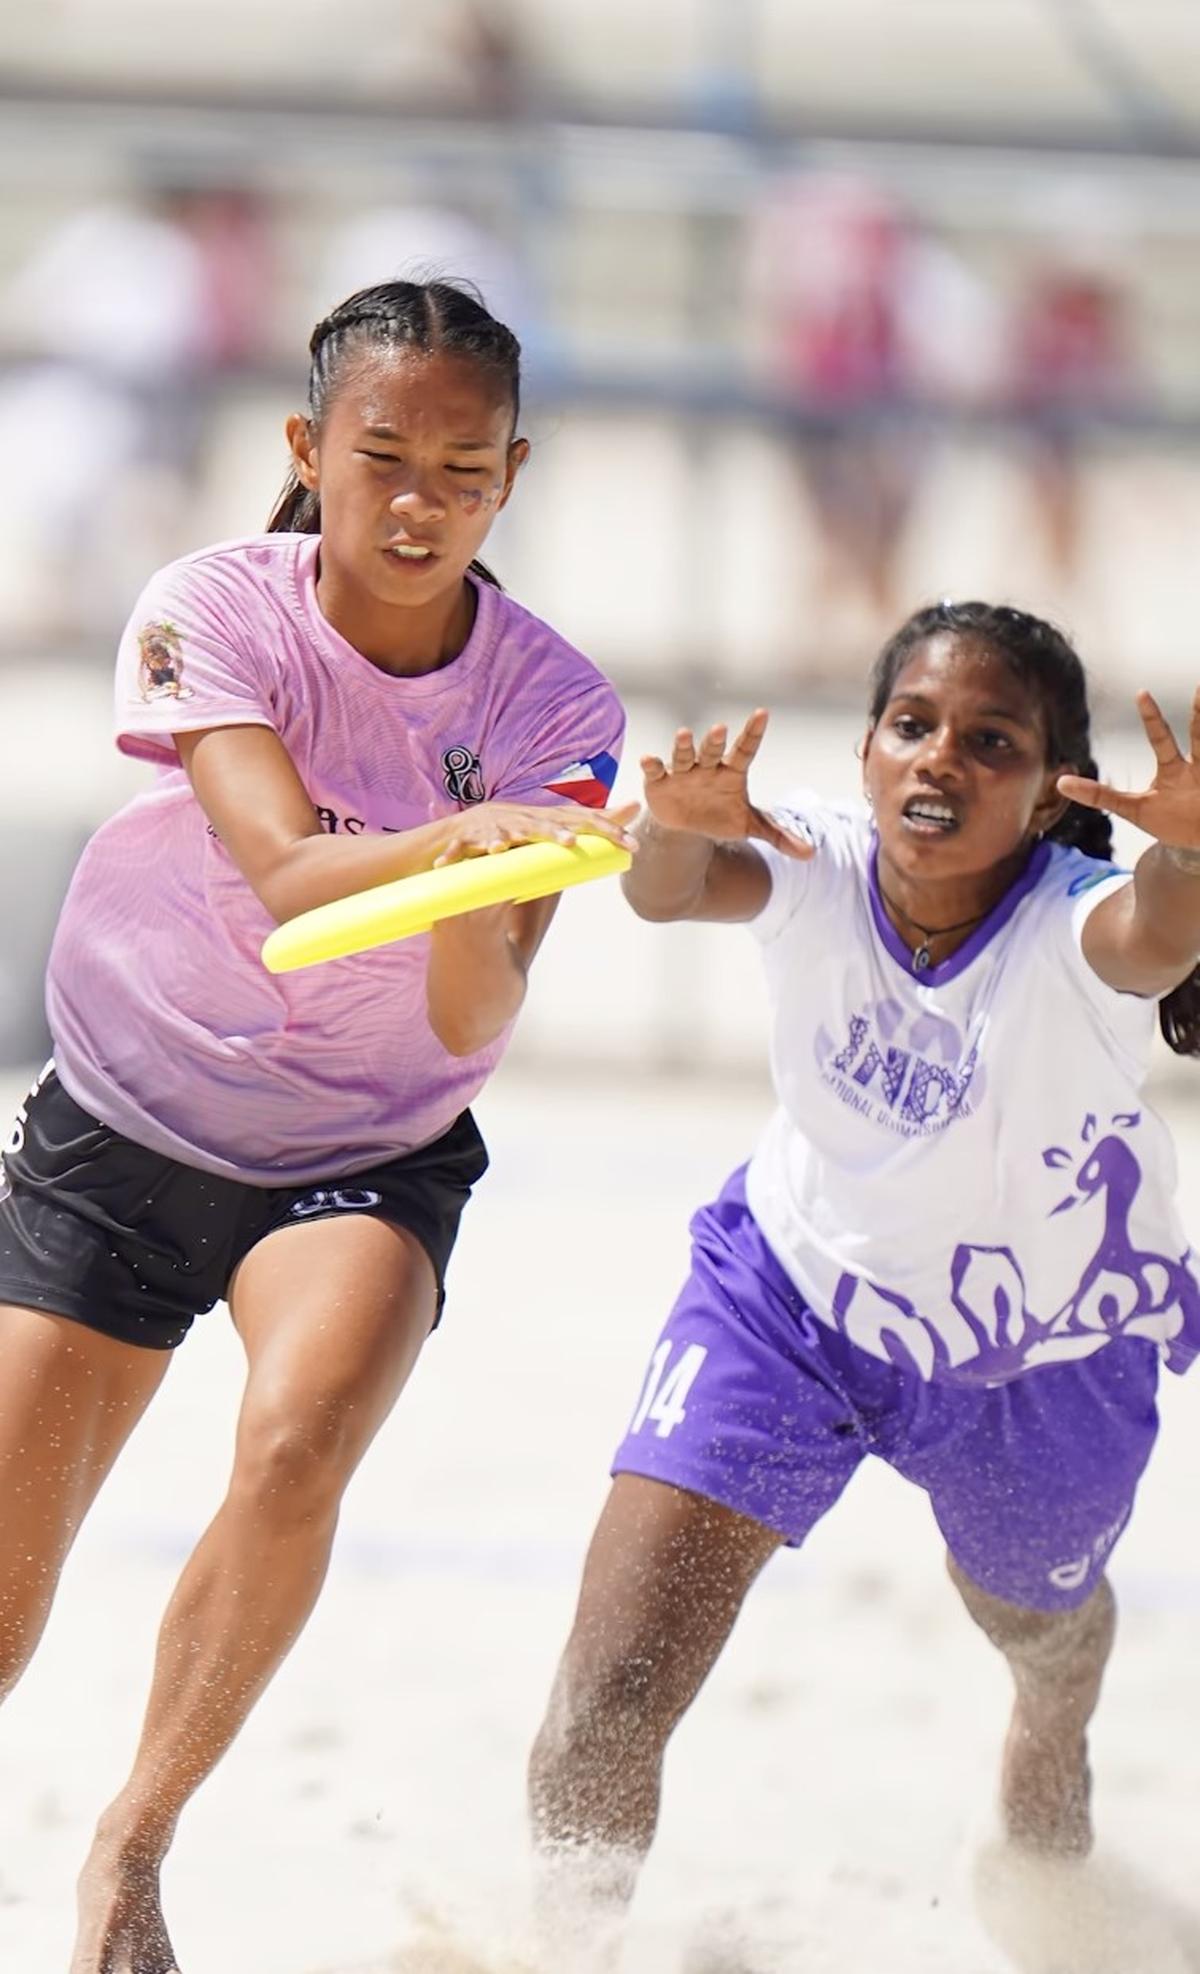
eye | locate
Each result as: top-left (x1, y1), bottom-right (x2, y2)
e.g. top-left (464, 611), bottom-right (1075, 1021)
top-left (975, 730), bottom-right (1014, 753)
top-left (891, 714), bottom-right (925, 740)
top-left (446, 464), bottom-right (488, 477)
top-left (359, 450), bottom-right (400, 465)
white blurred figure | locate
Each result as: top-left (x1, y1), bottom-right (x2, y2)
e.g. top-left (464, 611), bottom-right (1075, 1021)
top-left (319, 199), bottom-right (541, 359)
top-left (0, 186), bottom-right (273, 641)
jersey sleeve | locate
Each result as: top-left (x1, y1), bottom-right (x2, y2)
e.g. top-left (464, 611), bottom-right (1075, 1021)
top-left (489, 677), bottom-right (626, 810)
top-left (1045, 851), bottom-right (1156, 1059)
top-left (748, 792), bottom-right (854, 943)
top-left (114, 557), bottom-right (278, 769)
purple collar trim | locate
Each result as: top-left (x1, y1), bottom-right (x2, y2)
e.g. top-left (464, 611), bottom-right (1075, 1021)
top-left (867, 836), bottom-right (1052, 986)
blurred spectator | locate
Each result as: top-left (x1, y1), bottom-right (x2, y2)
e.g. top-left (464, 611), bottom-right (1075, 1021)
top-left (0, 181), bottom-right (277, 642)
top-left (749, 172), bottom-right (1002, 635)
top-left (1008, 253), bottom-right (1141, 580)
top-left (451, 0), bottom-right (533, 117)
top-left (319, 194), bottom-right (542, 358)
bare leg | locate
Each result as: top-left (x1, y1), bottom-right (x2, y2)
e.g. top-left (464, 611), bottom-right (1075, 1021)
top-left (529, 1475), bottom-right (780, 1970)
top-left (0, 1303), bottom-right (169, 1699)
top-left (71, 1215), bottom-right (437, 1974)
top-left (948, 1553), bottom-right (1115, 1857)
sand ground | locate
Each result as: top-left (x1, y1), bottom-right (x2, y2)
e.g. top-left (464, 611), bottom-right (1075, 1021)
top-left (2, 1068), bottom-right (1200, 1974)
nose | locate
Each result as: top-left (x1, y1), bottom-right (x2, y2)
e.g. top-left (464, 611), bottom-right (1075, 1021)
top-left (915, 722), bottom-right (966, 783)
top-left (389, 473), bottom-right (446, 525)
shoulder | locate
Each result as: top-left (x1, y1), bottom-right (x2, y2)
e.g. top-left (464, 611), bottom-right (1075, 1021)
top-left (1032, 839), bottom-right (1132, 929)
top-left (749, 789), bottom-right (870, 944)
top-left (134, 534), bottom-right (306, 621)
top-left (485, 585), bottom-right (618, 698)
top-left (772, 789), bottom-right (871, 867)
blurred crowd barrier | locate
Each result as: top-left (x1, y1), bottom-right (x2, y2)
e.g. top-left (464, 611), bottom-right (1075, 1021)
top-left (2, 1), bottom-right (1200, 1077)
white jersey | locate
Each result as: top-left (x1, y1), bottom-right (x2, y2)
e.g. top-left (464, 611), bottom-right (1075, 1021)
top-left (744, 793), bottom-right (1200, 1388)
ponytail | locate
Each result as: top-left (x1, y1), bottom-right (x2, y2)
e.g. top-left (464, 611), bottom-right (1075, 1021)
top-left (266, 472), bottom-right (320, 535)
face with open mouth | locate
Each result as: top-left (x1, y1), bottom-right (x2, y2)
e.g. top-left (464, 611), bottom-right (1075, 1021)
top-left (861, 631), bottom-right (1069, 912)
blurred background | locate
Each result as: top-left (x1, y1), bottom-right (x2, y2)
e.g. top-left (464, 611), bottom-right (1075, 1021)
top-left (6, 15), bottom-right (1200, 1968)
top-left (2, 0), bottom-right (1200, 1080)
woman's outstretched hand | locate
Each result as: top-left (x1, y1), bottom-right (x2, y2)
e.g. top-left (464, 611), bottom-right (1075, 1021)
top-left (640, 709), bottom-right (815, 858)
top-left (1058, 689), bottom-right (1200, 851)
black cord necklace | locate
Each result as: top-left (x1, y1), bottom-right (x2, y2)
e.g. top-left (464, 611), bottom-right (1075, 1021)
top-left (877, 885), bottom-right (991, 974)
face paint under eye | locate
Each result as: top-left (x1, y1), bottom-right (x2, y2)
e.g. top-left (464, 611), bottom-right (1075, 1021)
top-left (454, 482), bottom-right (501, 516)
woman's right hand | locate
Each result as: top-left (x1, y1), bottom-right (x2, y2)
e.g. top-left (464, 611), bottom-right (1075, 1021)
top-left (641, 709), bottom-right (814, 858)
top-left (432, 799), bottom-right (639, 866)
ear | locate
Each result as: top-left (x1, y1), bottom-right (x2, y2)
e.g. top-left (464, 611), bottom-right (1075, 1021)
top-left (496, 435), bottom-right (531, 512)
top-left (859, 720), bottom-right (876, 785)
top-left (286, 413), bottom-right (319, 491)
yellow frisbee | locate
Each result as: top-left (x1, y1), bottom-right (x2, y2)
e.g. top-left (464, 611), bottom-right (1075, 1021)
top-left (262, 833), bottom-right (631, 973)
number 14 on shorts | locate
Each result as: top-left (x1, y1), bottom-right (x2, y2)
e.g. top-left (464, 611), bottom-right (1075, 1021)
top-left (630, 1341), bottom-right (708, 1439)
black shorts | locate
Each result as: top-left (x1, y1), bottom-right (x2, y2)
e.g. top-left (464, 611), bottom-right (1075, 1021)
top-left (0, 1067), bottom-right (489, 1351)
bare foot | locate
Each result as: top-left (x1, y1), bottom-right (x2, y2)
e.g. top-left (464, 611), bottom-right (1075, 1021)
top-left (1002, 1704), bottom-right (1093, 1857)
top-left (71, 1838), bottom-right (180, 1974)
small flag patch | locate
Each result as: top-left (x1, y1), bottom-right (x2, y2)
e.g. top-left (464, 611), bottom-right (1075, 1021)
top-left (544, 751), bottom-right (619, 809)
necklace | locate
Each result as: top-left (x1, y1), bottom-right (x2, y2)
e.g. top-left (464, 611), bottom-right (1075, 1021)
top-left (878, 885), bottom-right (991, 974)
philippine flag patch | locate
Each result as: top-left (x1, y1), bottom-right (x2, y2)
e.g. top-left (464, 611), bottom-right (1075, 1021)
top-left (544, 751), bottom-right (619, 808)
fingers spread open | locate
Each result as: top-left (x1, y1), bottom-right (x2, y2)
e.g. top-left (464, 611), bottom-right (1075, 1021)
top-left (1057, 772), bottom-right (1143, 823)
top-left (726, 708), bottom-right (770, 772)
top-left (670, 729), bottom-right (697, 774)
top-left (1136, 689), bottom-right (1183, 768)
top-left (697, 724), bottom-right (728, 768)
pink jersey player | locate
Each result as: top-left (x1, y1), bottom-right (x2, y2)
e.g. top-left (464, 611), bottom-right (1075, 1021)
top-left (0, 278), bottom-right (628, 1973)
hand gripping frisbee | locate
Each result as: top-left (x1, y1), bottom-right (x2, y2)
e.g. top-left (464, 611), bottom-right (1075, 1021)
top-left (262, 833), bottom-right (631, 973)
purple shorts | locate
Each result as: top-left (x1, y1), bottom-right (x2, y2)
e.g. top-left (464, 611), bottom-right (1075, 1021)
top-left (611, 1168), bottom-right (1160, 1612)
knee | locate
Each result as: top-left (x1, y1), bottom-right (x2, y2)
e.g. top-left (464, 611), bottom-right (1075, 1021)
top-left (948, 1553), bottom-right (1115, 1669)
top-left (231, 1396), bottom-right (362, 1526)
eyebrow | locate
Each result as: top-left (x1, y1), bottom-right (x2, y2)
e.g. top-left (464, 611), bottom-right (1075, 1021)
top-left (362, 425), bottom-right (496, 451)
top-left (890, 692), bottom-right (1032, 726)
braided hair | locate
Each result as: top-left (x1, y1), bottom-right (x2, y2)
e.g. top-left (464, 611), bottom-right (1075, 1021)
top-left (267, 278), bottom-right (522, 589)
top-left (868, 600), bottom-right (1200, 1056)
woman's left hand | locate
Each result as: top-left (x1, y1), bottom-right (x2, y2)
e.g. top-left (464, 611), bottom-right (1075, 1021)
top-left (1058, 688), bottom-right (1200, 849)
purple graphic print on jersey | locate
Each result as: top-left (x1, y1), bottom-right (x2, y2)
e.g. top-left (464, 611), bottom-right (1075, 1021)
top-left (832, 1111), bottom-right (1200, 1383)
top-left (815, 997), bottom-right (987, 1134)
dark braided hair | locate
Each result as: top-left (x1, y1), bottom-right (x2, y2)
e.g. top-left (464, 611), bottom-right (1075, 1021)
top-left (868, 600), bottom-right (1200, 1057)
top-left (267, 278), bottom-right (522, 590)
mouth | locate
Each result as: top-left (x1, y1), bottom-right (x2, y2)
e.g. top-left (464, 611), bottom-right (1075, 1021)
top-left (384, 541), bottom-right (439, 566)
top-left (901, 795), bottom-right (961, 835)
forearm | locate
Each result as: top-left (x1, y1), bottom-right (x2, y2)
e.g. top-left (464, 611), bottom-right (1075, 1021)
top-left (425, 912), bottom-right (528, 1056)
top-left (259, 818), bottom-right (470, 925)
top-left (620, 811), bottom-right (715, 921)
top-left (1129, 843), bottom-right (1200, 969)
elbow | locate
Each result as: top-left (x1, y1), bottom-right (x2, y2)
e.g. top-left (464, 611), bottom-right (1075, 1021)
top-left (429, 988), bottom-right (523, 1057)
top-left (620, 879), bottom-right (687, 923)
top-left (433, 1019), bottom-right (490, 1059)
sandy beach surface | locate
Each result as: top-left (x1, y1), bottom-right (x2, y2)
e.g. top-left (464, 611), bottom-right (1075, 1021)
top-left (2, 1067), bottom-right (1200, 1974)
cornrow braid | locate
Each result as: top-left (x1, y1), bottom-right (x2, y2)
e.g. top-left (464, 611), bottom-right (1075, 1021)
top-left (868, 600), bottom-right (1200, 1057)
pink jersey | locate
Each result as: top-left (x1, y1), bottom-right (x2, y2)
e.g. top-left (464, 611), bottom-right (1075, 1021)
top-left (47, 533), bottom-right (624, 1183)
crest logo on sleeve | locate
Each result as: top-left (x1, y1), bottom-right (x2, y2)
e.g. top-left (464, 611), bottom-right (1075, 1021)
top-left (544, 751), bottom-right (619, 809)
top-left (442, 746), bottom-right (486, 805)
top-left (137, 621), bottom-right (193, 702)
